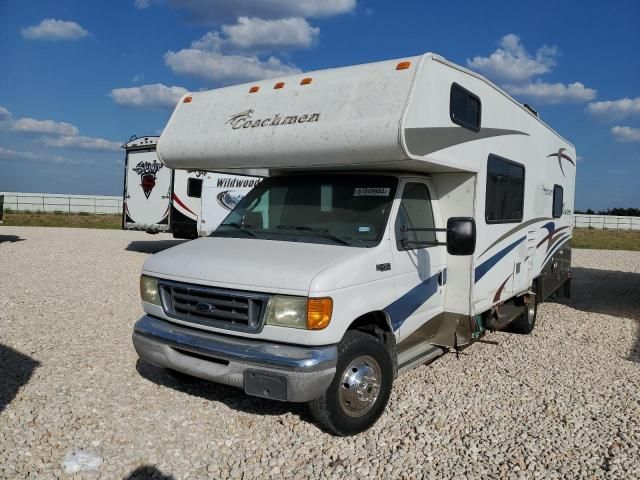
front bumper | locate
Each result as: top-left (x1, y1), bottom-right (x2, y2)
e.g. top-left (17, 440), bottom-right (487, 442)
top-left (132, 315), bottom-right (337, 402)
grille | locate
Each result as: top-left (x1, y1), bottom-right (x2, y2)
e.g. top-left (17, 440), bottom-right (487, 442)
top-left (158, 280), bottom-right (270, 333)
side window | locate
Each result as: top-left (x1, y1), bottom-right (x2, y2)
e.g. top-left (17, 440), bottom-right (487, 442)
top-left (395, 183), bottom-right (436, 250)
top-left (187, 178), bottom-right (203, 198)
top-left (553, 185), bottom-right (563, 218)
top-left (485, 155), bottom-right (525, 223)
top-left (450, 83), bottom-right (481, 131)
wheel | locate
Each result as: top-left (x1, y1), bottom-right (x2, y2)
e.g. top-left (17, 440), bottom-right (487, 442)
top-left (308, 330), bottom-right (393, 436)
top-left (508, 287), bottom-right (538, 335)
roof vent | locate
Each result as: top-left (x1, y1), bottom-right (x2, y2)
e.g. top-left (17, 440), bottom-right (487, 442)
top-left (523, 104), bottom-right (539, 118)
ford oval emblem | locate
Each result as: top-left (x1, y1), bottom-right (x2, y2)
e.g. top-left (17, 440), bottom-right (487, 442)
top-left (196, 302), bottom-right (215, 312)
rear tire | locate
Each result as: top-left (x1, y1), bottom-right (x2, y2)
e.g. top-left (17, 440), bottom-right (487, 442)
top-left (308, 330), bottom-right (393, 436)
top-left (509, 285), bottom-right (538, 335)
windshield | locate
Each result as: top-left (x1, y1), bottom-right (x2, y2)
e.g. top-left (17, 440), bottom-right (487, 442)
top-left (211, 174), bottom-right (398, 247)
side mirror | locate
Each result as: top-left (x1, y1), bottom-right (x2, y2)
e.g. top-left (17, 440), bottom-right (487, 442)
top-left (446, 217), bottom-right (476, 256)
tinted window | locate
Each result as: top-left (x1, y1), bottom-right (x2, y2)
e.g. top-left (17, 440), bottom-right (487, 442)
top-left (450, 83), bottom-right (481, 131)
top-left (395, 183), bottom-right (436, 250)
top-left (213, 175), bottom-right (398, 248)
top-left (187, 178), bottom-right (203, 198)
top-left (553, 185), bottom-right (563, 218)
top-left (486, 155), bottom-right (525, 223)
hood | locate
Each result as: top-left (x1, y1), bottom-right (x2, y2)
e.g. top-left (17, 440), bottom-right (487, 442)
top-left (142, 236), bottom-right (359, 295)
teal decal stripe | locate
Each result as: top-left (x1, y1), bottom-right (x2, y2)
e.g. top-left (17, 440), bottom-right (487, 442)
top-left (384, 272), bottom-right (441, 331)
top-left (475, 236), bottom-right (525, 283)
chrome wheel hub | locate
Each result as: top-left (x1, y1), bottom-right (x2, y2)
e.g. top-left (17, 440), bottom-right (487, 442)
top-left (338, 355), bottom-right (382, 418)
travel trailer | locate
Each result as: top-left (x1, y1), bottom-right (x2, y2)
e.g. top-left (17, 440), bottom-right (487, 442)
top-left (132, 53), bottom-right (576, 435)
top-left (122, 136), bottom-right (260, 238)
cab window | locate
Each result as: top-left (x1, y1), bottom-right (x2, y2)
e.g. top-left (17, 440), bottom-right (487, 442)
top-left (395, 183), bottom-right (436, 250)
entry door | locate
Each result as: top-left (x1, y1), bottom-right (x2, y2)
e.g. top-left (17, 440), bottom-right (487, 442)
top-left (389, 180), bottom-right (447, 341)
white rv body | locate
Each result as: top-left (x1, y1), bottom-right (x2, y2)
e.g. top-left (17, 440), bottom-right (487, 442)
top-left (133, 53), bottom-right (576, 434)
top-left (123, 137), bottom-right (171, 232)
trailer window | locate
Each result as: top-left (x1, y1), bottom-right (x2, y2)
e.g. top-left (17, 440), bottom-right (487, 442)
top-left (395, 183), bottom-right (436, 250)
top-left (187, 178), bottom-right (203, 198)
top-left (485, 155), bottom-right (524, 223)
top-left (450, 83), bottom-right (481, 131)
top-left (553, 185), bottom-right (563, 218)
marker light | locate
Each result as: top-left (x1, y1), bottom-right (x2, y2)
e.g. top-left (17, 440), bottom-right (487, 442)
top-left (274, 82), bottom-right (285, 89)
top-left (396, 61), bottom-right (411, 70)
top-left (300, 77), bottom-right (313, 85)
top-left (249, 86), bottom-right (260, 93)
top-left (307, 298), bottom-right (333, 330)
top-left (183, 96), bottom-right (193, 103)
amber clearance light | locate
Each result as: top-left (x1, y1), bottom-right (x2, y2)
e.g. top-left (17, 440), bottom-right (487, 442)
top-left (307, 298), bottom-right (333, 330)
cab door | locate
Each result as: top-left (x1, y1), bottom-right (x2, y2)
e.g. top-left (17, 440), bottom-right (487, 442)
top-left (387, 179), bottom-right (447, 341)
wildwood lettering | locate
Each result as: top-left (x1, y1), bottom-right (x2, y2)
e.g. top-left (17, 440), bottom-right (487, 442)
top-left (226, 109), bottom-right (320, 130)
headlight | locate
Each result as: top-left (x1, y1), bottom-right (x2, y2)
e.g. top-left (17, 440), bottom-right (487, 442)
top-left (265, 296), bottom-right (333, 330)
top-left (140, 275), bottom-right (161, 306)
top-left (265, 295), bottom-right (307, 329)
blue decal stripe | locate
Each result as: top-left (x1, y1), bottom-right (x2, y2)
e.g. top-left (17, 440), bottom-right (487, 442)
top-left (474, 236), bottom-right (526, 283)
top-left (384, 273), bottom-right (440, 331)
top-left (542, 235), bottom-right (571, 267)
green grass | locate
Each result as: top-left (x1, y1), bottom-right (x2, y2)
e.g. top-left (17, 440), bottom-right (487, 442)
top-left (572, 228), bottom-right (640, 251)
top-left (1, 211), bottom-right (121, 229)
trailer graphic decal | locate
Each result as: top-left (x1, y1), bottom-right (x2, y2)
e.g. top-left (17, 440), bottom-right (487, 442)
top-left (404, 127), bottom-right (528, 156)
top-left (226, 109), bottom-right (321, 130)
top-left (546, 148), bottom-right (575, 176)
top-left (384, 272), bottom-right (442, 330)
top-left (133, 160), bottom-right (164, 199)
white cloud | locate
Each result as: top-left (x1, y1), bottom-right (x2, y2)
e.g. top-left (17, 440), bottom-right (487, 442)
top-left (134, 0), bottom-right (150, 8)
top-left (507, 81), bottom-right (596, 105)
top-left (165, 48), bottom-right (300, 82)
top-left (110, 84), bottom-right (189, 109)
top-left (587, 97), bottom-right (640, 121)
top-left (165, 0), bottom-right (356, 24)
top-left (39, 135), bottom-right (121, 151)
top-left (611, 126), bottom-right (640, 143)
top-left (0, 146), bottom-right (73, 164)
top-left (221, 17), bottom-right (319, 50)
top-left (21, 19), bottom-right (89, 41)
top-left (11, 117), bottom-right (80, 136)
top-left (467, 34), bottom-right (557, 84)
top-left (0, 107), bottom-right (11, 123)
top-left (0, 106), bottom-right (80, 136)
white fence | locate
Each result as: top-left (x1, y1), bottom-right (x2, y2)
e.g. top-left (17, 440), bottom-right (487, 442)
top-left (573, 214), bottom-right (640, 231)
top-left (0, 192), bottom-right (123, 215)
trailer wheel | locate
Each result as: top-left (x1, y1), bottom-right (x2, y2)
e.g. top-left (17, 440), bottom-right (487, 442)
top-left (509, 286), bottom-right (538, 335)
top-left (308, 330), bottom-right (393, 436)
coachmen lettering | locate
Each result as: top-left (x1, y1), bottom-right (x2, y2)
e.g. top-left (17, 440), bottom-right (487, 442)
top-left (226, 109), bottom-right (321, 130)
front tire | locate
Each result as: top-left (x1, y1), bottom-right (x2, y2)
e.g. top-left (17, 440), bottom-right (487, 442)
top-left (308, 330), bottom-right (393, 436)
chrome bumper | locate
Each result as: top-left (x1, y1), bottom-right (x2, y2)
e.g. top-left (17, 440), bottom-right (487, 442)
top-left (132, 315), bottom-right (337, 402)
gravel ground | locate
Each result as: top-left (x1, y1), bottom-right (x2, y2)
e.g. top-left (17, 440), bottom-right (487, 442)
top-left (1, 226), bottom-right (639, 479)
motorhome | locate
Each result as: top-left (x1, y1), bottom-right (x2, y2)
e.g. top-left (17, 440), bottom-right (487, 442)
top-left (132, 53), bottom-right (576, 435)
top-left (122, 136), bottom-right (260, 238)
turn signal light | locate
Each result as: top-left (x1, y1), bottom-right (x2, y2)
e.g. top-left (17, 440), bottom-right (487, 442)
top-left (274, 82), bottom-right (285, 89)
top-left (396, 61), bottom-right (411, 70)
top-left (249, 85), bottom-right (259, 93)
top-left (182, 96), bottom-right (193, 103)
top-left (300, 77), bottom-right (313, 85)
top-left (307, 298), bottom-right (333, 330)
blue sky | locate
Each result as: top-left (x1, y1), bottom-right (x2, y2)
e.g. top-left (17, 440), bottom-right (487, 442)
top-left (1, 0), bottom-right (639, 210)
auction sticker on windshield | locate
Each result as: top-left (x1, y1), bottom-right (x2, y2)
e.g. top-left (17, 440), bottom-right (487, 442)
top-left (354, 187), bottom-right (391, 197)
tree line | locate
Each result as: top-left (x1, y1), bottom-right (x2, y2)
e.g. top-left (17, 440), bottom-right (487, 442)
top-left (575, 208), bottom-right (640, 216)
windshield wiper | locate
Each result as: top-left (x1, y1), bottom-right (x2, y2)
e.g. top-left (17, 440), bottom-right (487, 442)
top-left (277, 225), bottom-right (351, 246)
top-left (217, 222), bottom-right (257, 238)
